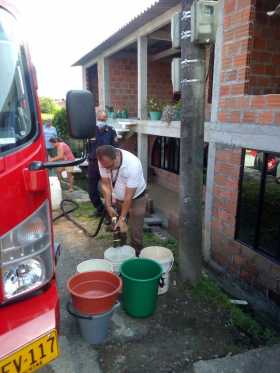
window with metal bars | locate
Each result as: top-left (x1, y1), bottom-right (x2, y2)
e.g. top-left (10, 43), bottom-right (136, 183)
top-left (151, 137), bottom-right (180, 174)
top-left (236, 149), bottom-right (280, 261)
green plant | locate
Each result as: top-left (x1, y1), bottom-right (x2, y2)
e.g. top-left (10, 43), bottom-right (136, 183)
top-left (175, 99), bottom-right (182, 111)
top-left (105, 105), bottom-right (114, 112)
top-left (53, 108), bottom-right (68, 139)
top-left (192, 274), bottom-right (278, 345)
top-left (40, 96), bottom-right (59, 115)
top-left (147, 97), bottom-right (163, 112)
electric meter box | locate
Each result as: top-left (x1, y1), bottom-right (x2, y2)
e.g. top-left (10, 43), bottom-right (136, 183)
top-left (191, 0), bottom-right (219, 44)
top-left (171, 58), bottom-right (181, 93)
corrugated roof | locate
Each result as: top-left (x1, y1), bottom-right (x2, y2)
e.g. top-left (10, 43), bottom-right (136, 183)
top-left (73, 0), bottom-right (180, 66)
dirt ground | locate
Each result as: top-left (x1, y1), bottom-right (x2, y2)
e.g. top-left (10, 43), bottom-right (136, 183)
top-left (41, 213), bottom-right (264, 373)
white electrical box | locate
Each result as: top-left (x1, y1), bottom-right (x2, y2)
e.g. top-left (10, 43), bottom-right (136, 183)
top-left (191, 0), bottom-right (219, 44)
top-left (171, 12), bottom-right (181, 49)
top-left (171, 58), bottom-right (181, 93)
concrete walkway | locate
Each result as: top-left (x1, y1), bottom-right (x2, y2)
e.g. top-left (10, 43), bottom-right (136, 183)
top-left (189, 344), bottom-right (280, 373)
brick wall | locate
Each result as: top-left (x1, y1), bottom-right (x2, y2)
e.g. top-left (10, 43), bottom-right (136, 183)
top-left (108, 58), bottom-right (174, 117)
top-left (248, 0), bottom-right (280, 95)
top-left (109, 57), bottom-right (138, 117)
top-left (218, 0), bottom-right (280, 125)
top-left (212, 145), bottom-right (280, 302)
top-left (148, 61), bottom-right (173, 105)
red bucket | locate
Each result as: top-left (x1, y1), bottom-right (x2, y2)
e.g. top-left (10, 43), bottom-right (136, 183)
top-left (67, 271), bottom-right (122, 315)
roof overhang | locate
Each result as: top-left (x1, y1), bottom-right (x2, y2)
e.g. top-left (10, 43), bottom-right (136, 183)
top-left (72, 0), bottom-right (180, 67)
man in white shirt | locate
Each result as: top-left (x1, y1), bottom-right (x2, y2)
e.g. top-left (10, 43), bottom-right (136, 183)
top-left (97, 145), bottom-right (147, 255)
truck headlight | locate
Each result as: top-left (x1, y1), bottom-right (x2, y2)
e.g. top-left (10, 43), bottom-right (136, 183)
top-left (1, 201), bottom-right (54, 302)
top-left (4, 258), bottom-right (45, 297)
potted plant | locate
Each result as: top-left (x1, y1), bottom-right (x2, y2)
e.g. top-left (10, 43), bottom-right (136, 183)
top-left (147, 97), bottom-right (162, 120)
top-left (175, 99), bottom-right (181, 121)
top-left (106, 105), bottom-right (116, 119)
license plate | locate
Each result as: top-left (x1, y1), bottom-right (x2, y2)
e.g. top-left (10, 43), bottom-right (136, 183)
top-left (0, 330), bottom-right (59, 373)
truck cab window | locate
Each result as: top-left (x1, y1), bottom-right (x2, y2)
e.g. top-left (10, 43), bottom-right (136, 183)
top-left (0, 9), bottom-right (37, 155)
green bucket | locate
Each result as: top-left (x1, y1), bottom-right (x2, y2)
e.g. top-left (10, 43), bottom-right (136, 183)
top-left (120, 258), bottom-right (163, 318)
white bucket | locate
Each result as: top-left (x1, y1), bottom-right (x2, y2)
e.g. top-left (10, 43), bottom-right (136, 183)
top-left (49, 176), bottom-right (62, 210)
top-left (104, 245), bottom-right (136, 274)
top-left (140, 246), bottom-right (174, 295)
top-left (77, 259), bottom-right (114, 273)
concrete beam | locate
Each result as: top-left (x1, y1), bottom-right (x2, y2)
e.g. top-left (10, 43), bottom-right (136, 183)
top-left (137, 36), bottom-right (148, 120)
top-left (149, 30), bottom-right (171, 42)
top-left (205, 122), bottom-right (280, 153)
top-left (150, 47), bottom-right (180, 62)
top-left (136, 120), bottom-right (181, 138)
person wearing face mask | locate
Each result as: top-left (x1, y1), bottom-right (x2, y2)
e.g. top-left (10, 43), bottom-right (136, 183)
top-left (88, 110), bottom-right (118, 217)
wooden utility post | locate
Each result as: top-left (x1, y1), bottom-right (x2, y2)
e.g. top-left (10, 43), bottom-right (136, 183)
top-left (179, 0), bottom-right (205, 284)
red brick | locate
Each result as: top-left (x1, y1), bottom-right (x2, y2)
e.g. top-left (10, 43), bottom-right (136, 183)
top-left (253, 37), bottom-right (267, 49)
top-left (218, 111), bottom-right (229, 122)
top-left (275, 112), bottom-right (280, 125)
top-left (237, 0), bottom-right (253, 10)
top-left (257, 111), bottom-right (274, 124)
top-left (224, 0), bottom-right (236, 14)
top-left (250, 95), bottom-right (266, 108)
top-left (230, 83), bottom-right (245, 95)
top-left (243, 111), bottom-right (257, 123)
top-left (272, 55), bottom-right (280, 65)
top-left (229, 111), bottom-right (241, 122)
top-left (221, 85), bottom-right (231, 97)
top-left (235, 23), bottom-right (253, 39)
top-left (233, 53), bottom-right (249, 66)
top-left (266, 95), bottom-right (280, 108)
top-left (215, 161), bottom-right (240, 177)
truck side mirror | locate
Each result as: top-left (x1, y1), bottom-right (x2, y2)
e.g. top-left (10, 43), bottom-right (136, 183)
top-left (66, 90), bottom-right (96, 139)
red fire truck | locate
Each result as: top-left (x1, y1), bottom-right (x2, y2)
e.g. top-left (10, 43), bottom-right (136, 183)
top-left (0, 1), bottom-right (95, 371)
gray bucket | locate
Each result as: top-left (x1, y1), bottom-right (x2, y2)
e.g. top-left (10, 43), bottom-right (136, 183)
top-left (67, 301), bottom-right (120, 344)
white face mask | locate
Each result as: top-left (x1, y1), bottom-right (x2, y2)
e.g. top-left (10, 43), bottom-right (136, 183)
top-left (97, 121), bottom-right (106, 128)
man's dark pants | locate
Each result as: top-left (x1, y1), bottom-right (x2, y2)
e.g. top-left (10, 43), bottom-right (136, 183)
top-left (88, 160), bottom-right (104, 213)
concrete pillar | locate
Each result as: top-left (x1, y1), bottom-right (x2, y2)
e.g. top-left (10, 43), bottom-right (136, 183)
top-left (137, 132), bottom-right (148, 182)
top-left (204, 0), bottom-right (224, 261)
top-left (211, 0), bottom-right (224, 122)
top-left (97, 57), bottom-right (111, 109)
top-left (137, 36), bottom-right (148, 120)
top-left (82, 66), bottom-right (87, 90)
top-left (203, 142), bottom-right (216, 261)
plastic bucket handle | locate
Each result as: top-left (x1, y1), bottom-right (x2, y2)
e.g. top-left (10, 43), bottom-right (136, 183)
top-left (166, 256), bottom-right (174, 273)
top-left (67, 301), bottom-right (120, 319)
top-left (159, 276), bottom-right (165, 288)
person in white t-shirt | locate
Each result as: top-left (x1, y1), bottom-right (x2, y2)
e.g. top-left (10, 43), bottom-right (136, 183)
top-left (97, 145), bottom-right (147, 255)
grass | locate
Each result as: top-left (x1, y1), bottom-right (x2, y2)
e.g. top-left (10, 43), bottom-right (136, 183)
top-left (192, 274), bottom-right (279, 346)
top-left (72, 201), bottom-right (93, 221)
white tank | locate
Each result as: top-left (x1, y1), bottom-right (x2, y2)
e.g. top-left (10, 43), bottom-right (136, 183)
top-left (49, 176), bottom-right (62, 210)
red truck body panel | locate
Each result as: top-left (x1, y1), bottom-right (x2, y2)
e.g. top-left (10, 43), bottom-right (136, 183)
top-left (0, 0), bottom-right (60, 362)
